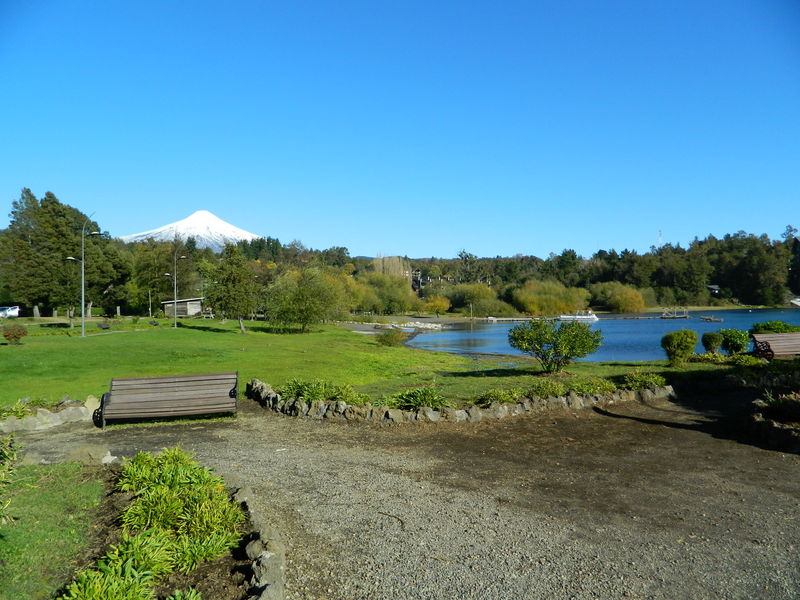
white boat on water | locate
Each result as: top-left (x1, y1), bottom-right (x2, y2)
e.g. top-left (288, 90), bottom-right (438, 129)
top-left (557, 310), bottom-right (598, 322)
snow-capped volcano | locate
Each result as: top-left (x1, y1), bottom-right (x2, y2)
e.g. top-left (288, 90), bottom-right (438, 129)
top-left (120, 210), bottom-right (262, 252)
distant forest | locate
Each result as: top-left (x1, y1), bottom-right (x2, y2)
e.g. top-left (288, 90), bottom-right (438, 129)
top-left (1, 189), bottom-right (798, 318)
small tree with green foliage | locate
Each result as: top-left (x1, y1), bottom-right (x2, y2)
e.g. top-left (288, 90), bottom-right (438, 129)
top-left (661, 329), bottom-right (698, 366)
top-left (719, 328), bottom-right (750, 355)
top-left (508, 320), bottom-right (602, 373)
top-left (266, 267), bottom-right (342, 332)
top-left (701, 331), bottom-right (723, 354)
top-left (202, 244), bottom-right (259, 333)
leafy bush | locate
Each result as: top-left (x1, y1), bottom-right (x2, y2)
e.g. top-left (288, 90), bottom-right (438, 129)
top-left (508, 320), bottom-right (602, 373)
top-left (588, 281), bottom-right (645, 313)
top-left (389, 387), bottom-right (449, 410)
top-left (0, 400), bottom-right (30, 420)
top-left (688, 352), bottom-right (728, 364)
top-left (750, 320), bottom-right (800, 334)
top-left (719, 328), bottom-right (750, 355)
top-left (728, 354), bottom-right (767, 367)
top-left (2, 324), bottom-right (28, 345)
top-left (376, 329), bottom-right (406, 347)
top-left (61, 447), bottom-right (245, 599)
top-left (701, 331), bottom-right (723, 354)
top-left (525, 378), bottom-right (567, 398)
top-left (660, 329), bottom-right (698, 366)
top-left (570, 378), bottom-right (617, 395)
top-left (459, 298), bottom-right (518, 318)
top-left (623, 370), bottom-right (666, 390)
top-left (475, 388), bottom-right (524, 407)
top-left (510, 280), bottom-right (590, 316)
top-left (278, 378), bottom-right (370, 406)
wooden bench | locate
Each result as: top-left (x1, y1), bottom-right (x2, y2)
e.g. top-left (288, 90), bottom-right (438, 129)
top-left (98, 372), bottom-right (238, 427)
top-left (751, 333), bottom-right (800, 360)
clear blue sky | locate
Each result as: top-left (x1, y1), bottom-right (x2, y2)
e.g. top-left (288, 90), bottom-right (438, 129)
top-left (2, 1), bottom-right (798, 259)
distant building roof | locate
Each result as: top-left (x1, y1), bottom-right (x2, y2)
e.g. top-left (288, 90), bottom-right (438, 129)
top-left (160, 297), bottom-right (204, 305)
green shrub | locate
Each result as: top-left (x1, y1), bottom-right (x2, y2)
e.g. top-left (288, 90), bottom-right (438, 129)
top-left (623, 370), bottom-right (667, 390)
top-left (750, 320), bottom-right (800, 334)
top-left (278, 378), bottom-right (370, 406)
top-left (701, 332), bottom-right (723, 354)
top-left (508, 319), bottom-right (602, 373)
top-left (376, 329), bottom-right (406, 347)
top-left (688, 352), bottom-right (728, 364)
top-left (62, 446), bottom-right (248, 598)
top-left (2, 324), bottom-right (28, 345)
top-left (719, 328), bottom-right (750, 355)
top-left (389, 387), bottom-right (449, 410)
top-left (525, 378), bottom-right (567, 398)
top-left (660, 329), bottom-right (698, 366)
top-left (59, 563), bottom-right (155, 600)
top-left (0, 400), bottom-right (30, 420)
top-left (474, 388), bottom-right (524, 407)
top-left (570, 378), bottom-right (617, 395)
top-left (458, 298), bottom-right (518, 318)
top-left (728, 354), bottom-right (767, 367)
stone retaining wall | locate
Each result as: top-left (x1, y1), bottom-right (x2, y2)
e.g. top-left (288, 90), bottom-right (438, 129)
top-left (245, 379), bottom-right (677, 424)
top-left (0, 396), bottom-right (100, 433)
top-left (234, 487), bottom-right (286, 600)
top-left (749, 400), bottom-right (800, 454)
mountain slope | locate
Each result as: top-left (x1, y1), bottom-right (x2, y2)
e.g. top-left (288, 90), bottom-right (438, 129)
top-left (120, 210), bottom-right (262, 252)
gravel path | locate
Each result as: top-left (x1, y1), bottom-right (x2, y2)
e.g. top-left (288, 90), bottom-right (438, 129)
top-left (18, 396), bottom-right (800, 600)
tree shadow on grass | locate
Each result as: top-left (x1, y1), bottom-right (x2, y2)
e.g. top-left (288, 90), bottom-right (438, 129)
top-left (248, 324), bottom-right (308, 334)
top-left (437, 367), bottom-right (540, 378)
top-left (176, 323), bottom-right (236, 334)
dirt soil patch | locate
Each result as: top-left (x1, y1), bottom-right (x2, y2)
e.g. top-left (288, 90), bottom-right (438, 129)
top-left (18, 390), bottom-right (800, 599)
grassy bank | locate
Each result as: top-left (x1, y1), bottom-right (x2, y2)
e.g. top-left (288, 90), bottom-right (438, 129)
top-left (0, 320), bottom-right (470, 408)
top-left (0, 463), bottom-right (104, 599)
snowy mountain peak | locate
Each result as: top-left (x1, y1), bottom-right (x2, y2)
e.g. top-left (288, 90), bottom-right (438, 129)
top-left (120, 210), bottom-right (262, 252)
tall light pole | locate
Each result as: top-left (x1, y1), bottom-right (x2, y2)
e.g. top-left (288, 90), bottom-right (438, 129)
top-left (165, 249), bottom-right (187, 328)
top-left (66, 216), bottom-right (100, 338)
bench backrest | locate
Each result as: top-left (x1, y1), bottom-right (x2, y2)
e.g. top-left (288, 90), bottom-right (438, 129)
top-left (751, 333), bottom-right (800, 356)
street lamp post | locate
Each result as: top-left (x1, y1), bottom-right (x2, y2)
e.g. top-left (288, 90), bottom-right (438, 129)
top-left (66, 216), bottom-right (100, 338)
top-left (165, 250), bottom-right (187, 328)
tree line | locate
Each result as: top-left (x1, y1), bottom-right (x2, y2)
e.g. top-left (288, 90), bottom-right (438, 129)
top-left (1, 190), bottom-right (798, 329)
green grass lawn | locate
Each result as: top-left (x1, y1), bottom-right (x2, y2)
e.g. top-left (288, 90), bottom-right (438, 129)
top-left (0, 318), bottom-right (730, 409)
top-left (0, 463), bottom-right (104, 599)
top-left (0, 321), bottom-right (471, 408)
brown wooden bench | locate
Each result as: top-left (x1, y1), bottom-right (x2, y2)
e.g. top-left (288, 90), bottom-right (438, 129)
top-left (751, 333), bottom-right (800, 360)
top-left (99, 372), bottom-right (238, 428)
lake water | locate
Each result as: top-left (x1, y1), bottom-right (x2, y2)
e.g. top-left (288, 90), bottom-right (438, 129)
top-left (406, 309), bottom-right (800, 362)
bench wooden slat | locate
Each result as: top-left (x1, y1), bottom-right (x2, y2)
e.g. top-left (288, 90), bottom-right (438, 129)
top-left (111, 374), bottom-right (236, 387)
top-left (105, 395), bottom-right (235, 408)
top-left (751, 333), bottom-right (800, 359)
top-left (100, 372), bottom-right (238, 427)
top-left (108, 385), bottom-right (235, 399)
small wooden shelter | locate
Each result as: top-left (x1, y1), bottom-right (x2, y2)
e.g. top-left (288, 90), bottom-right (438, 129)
top-left (161, 297), bottom-right (204, 318)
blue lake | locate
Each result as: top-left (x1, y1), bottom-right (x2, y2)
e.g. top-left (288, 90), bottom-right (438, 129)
top-left (406, 309), bottom-right (800, 362)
